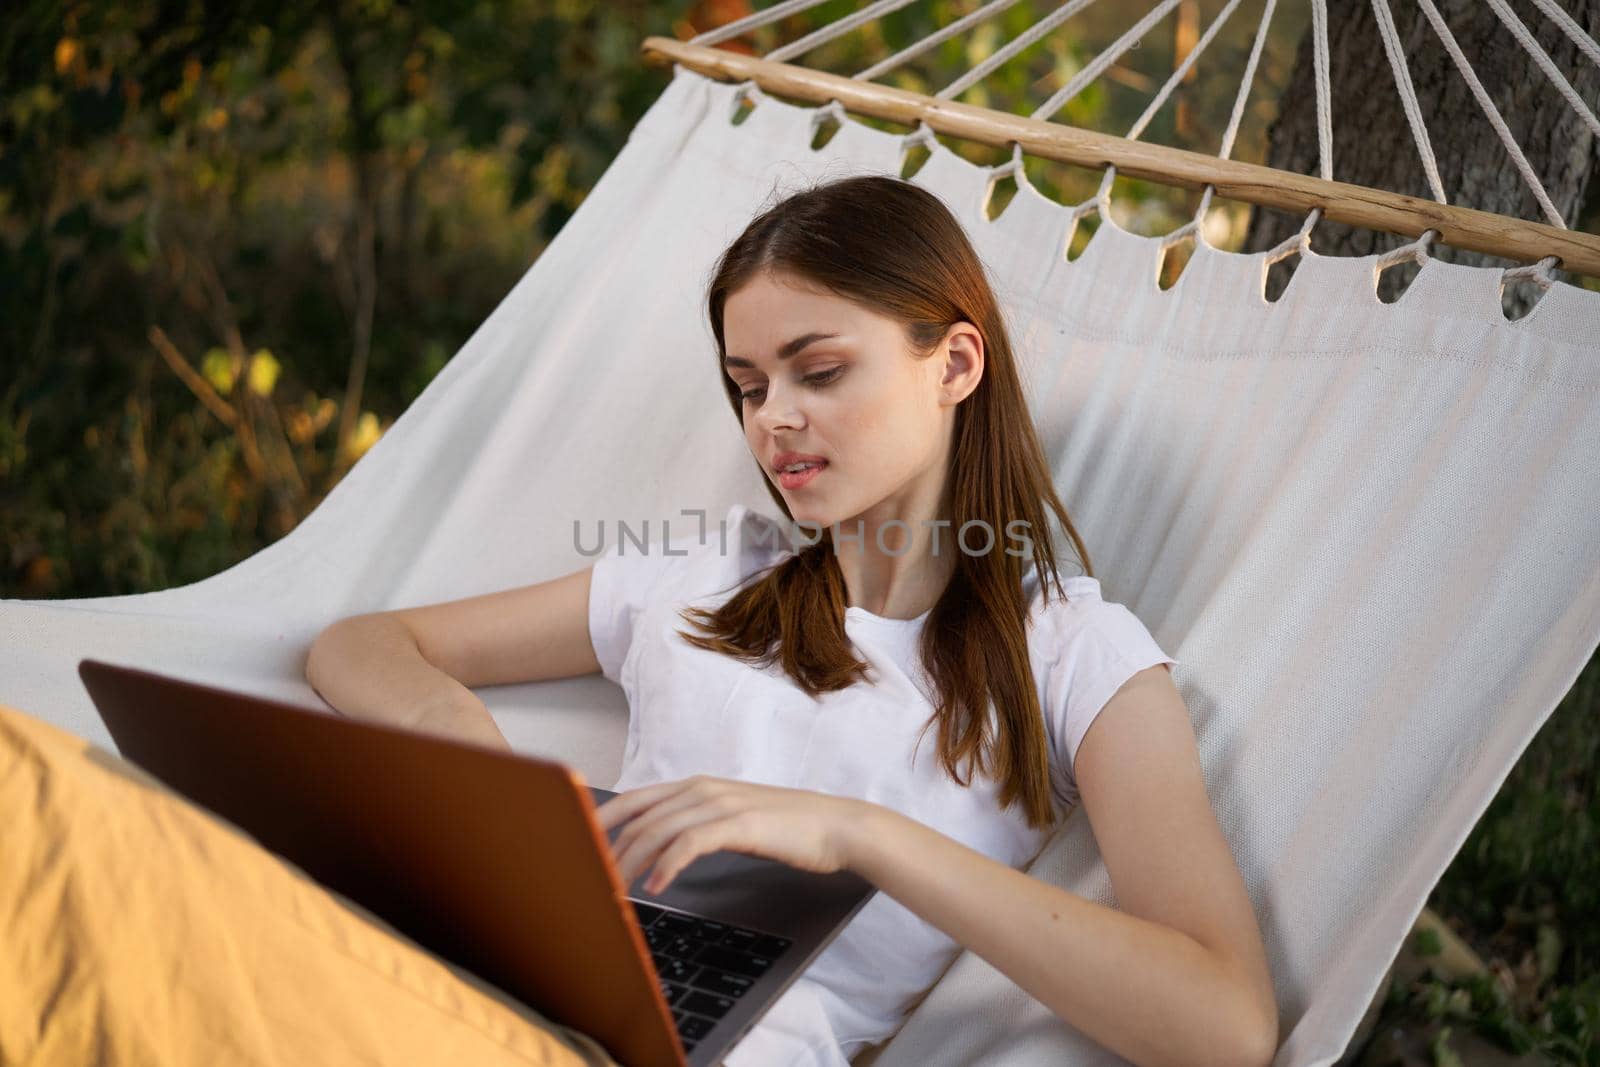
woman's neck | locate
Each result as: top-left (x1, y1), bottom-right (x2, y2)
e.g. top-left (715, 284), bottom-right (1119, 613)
top-left (830, 511), bottom-right (957, 620)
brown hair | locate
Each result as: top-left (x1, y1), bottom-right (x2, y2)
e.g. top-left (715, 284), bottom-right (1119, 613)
top-left (679, 174), bottom-right (1093, 830)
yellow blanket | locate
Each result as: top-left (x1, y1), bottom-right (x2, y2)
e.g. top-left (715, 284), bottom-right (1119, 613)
top-left (0, 703), bottom-right (620, 1067)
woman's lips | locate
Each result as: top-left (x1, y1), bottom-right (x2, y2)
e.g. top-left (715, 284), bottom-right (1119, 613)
top-left (778, 461), bottom-right (827, 489)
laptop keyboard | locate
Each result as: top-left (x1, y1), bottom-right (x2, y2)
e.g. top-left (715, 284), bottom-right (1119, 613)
top-left (629, 900), bottom-right (795, 1056)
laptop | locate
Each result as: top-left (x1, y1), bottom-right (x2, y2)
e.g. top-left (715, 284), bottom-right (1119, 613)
top-left (77, 658), bottom-right (878, 1067)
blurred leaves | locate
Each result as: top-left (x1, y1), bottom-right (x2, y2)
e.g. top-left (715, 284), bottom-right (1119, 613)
top-left (1363, 655), bottom-right (1600, 1064)
top-left (2, 0), bottom-right (707, 595)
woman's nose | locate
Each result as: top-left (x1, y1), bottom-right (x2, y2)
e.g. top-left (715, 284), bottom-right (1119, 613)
top-left (755, 387), bottom-right (804, 433)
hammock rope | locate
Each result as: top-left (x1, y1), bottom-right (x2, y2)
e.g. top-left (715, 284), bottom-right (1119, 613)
top-left (854, 0), bottom-right (1029, 82)
top-left (941, 0), bottom-right (1105, 106)
top-left (1029, 0), bottom-right (1182, 123)
top-left (687, 0), bottom-right (833, 48)
top-left (1371, 0), bottom-right (1448, 205)
top-left (874, 0), bottom-right (1107, 188)
top-left (1529, 0), bottom-right (1600, 70)
top-left (1185, 0), bottom-right (1280, 243)
top-left (1488, 0), bottom-right (1600, 143)
top-left (768, 0), bottom-right (925, 64)
top-left (1416, 0), bottom-right (1564, 228)
top-left (1219, 0), bottom-right (1277, 164)
top-left (667, 1), bottom-right (1600, 275)
top-left (1124, 0), bottom-right (1245, 143)
top-left (1311, 0), bottom-right (1333, 183)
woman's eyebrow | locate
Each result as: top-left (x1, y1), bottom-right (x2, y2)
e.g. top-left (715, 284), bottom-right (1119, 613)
top-left (724, 332), bottom-right (841, 369)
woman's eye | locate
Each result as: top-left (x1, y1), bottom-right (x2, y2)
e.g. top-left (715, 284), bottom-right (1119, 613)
top-left (738, 367), bottom-right (843, 403)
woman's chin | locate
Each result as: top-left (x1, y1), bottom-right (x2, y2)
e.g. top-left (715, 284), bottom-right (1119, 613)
top-left (776, 480), bottom-right (853, 532)
top-left (783, 503), bottom-right (834, 534)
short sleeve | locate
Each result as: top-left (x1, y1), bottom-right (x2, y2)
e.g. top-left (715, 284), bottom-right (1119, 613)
top-left (586, 504), bottom-right (792, 684)
top-left (1044, 591), bottom-right (1180, 807)
top-left (586, 535), bottom-right (690, 685)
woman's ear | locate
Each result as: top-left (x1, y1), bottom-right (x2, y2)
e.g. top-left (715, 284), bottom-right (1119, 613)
top-left (939, 323), bottom-right (984, 405)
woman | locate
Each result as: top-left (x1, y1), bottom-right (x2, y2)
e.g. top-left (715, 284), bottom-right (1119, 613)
top-left (307, 174), bottom-right (1278, 1067)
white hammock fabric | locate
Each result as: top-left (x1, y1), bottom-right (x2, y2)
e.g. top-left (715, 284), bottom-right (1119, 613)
top-left (5, 66), bottom-right (1600, 1066)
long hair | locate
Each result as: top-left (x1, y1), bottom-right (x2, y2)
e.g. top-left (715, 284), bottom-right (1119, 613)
top-left (678, 174), bottom-right (1094, 830)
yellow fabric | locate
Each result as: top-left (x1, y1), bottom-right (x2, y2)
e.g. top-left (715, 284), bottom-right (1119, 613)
top-left (0, 703), bottom-right (621, 1067)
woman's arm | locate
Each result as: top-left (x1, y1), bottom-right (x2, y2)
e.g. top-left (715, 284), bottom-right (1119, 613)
top-left (304, 564), bottom-right (602, 753)
top-left (596, 666), bottom-right (1277, 1067)
top-left (839, 665), bottom-right (1278, 1067)
top-left (305, 615), bottom-right (513, 752)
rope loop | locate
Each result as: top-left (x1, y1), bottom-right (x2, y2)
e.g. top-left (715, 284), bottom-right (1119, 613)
top-left (731, 78), bottom-right (765, 108)
top-left (988, 140), bottom-right (1026, 182)
top-left (901, 118), bottom-right (938, 153)
top-left (1095, 163), bottom-right (1117, 209)
top-left (1175, 184), bottom-right (1219, 249)
top-left (809, 98), bottom-right (848, 137)
top-left (1160, 217), bottom-right (1199, 252)
top-left (1502, 254), bottom-right (1561, 292)
top-left (1299, 207), bottom-right (1322, 237)
top-left (1262, 207), bottom-right (1321, 265)
top-left (1063, 163), bottom-right (1119, 225)
top-left (1066, 164), bottom-right (1118, 224)
top-left (1376, 227), bottom-right (1441, 270)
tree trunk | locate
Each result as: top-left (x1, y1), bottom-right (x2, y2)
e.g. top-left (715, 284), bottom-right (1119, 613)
top-left (1242, 0), bottom-right (1600, 318)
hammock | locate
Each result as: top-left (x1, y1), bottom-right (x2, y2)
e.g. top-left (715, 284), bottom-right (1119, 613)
top-left (5, 4), bottom-right (1600, 1066)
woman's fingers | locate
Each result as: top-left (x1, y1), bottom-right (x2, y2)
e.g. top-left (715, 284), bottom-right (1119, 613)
top-left (611, 780), bottom-right (726, 855)
top-left (649, 817), bottom-right (750, 893)
top-left (598, 777), bottom-right (834, 893)
top-left (595, 778), bottom-right (690, 833)
top-left (614, 792), bottom-right (742, 886)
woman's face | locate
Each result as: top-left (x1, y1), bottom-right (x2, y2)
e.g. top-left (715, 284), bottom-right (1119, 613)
top-left (722, 268), bottom-right (976, 531)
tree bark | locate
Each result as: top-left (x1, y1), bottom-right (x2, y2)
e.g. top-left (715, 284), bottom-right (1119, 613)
top-left (1242, 0), bottom-right (1600, 317)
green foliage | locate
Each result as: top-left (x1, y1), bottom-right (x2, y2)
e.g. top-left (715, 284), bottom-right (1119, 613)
top-left (1434, 654), bottom-right (1600, 987)
top-left (1375, 968), bottom-right (1600, 1064)
top-left (1359, 659), bottom-right (1600, 1064)
top-left (1, 0), bottom-right (701, 594)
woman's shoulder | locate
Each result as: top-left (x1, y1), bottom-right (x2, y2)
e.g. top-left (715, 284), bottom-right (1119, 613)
top-left (676, 504), bottom-right (788, 607)
top-left (586, 504), bottom-right (793, 664)
top-left (606, 503), bottom-right (793, 607)
top-left (1022, 566), bottom-right (1105, 621)
top-left (1021, 567), bottom-right (1179, 721)
top-left (723, 503), bottom-right (797, 573)
top-left (1022, 568), bottom-right (1161, 664)
top-left (1019, 568), bottom-right (1179, 808)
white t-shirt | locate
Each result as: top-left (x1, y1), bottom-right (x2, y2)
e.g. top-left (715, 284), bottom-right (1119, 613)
top-left (587, 504), bottom-right (1179, 1067)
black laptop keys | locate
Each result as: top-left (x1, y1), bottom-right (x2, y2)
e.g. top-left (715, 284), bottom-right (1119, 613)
top-left (630, 900), bottom-right (795, 1054)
